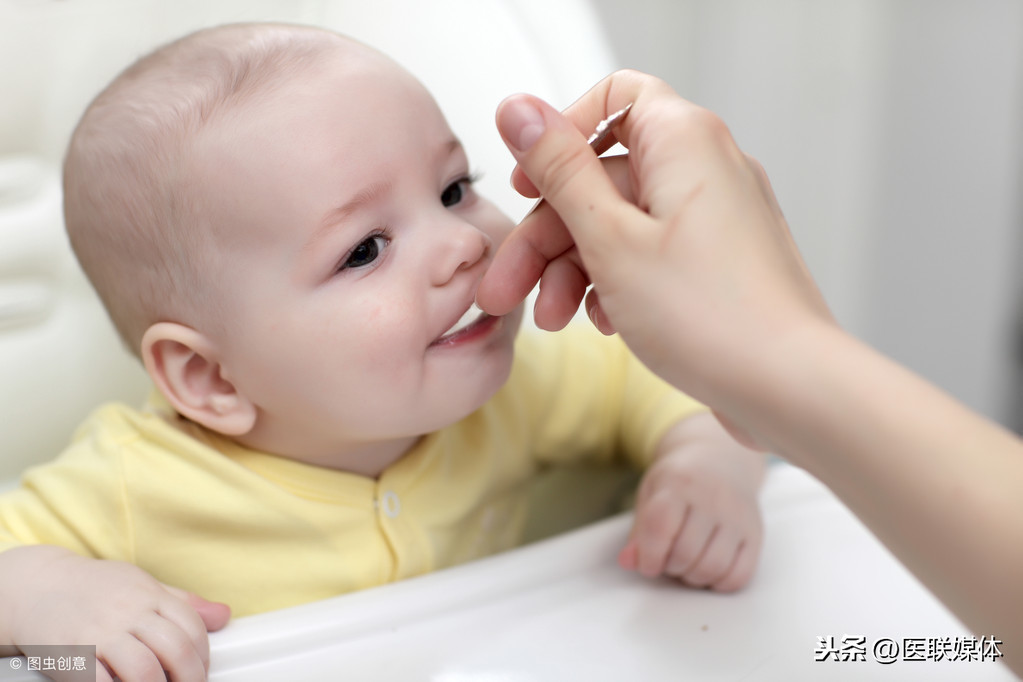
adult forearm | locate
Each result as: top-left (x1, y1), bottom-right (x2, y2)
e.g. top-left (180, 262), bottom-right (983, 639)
top-left (747, 323), bottom-right (1023, 674)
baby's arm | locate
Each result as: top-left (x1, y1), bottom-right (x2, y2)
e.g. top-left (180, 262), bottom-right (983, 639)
top-left (0, 545), bottom-right (230, 681)
top-left (619, 412), bottom-right (766, 592)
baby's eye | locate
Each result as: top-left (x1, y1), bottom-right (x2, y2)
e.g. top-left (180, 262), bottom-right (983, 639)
top-left (440, 177), bottom-right (472, 207)
top-left (339, 234), bottom-right (388, 271)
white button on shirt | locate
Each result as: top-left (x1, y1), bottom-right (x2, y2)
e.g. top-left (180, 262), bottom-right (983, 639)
top-left (379, 490), bottom-right (401, 518)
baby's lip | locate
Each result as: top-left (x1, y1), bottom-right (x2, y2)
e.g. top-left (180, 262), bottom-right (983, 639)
top-left (433, 302), bottom-right (490, 345)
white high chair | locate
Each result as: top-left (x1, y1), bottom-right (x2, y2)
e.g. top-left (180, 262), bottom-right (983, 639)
top-left (0, 2), bottom-right (1014, 680)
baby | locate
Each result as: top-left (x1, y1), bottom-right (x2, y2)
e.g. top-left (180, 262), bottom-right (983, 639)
top-left (0, 23), bottom-right (766, 680)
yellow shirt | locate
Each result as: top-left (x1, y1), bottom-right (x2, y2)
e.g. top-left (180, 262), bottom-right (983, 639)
top-left (0, 327), bottom-right (703, 616)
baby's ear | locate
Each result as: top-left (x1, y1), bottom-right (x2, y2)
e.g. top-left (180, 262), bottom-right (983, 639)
top-left (141, 322), bottom-right (256, 436)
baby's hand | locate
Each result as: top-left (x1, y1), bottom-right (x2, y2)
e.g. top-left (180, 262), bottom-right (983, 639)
top-left (619, 414), bottom-right (765, 592)
top-left (2, 545), bottom-right (230, 681)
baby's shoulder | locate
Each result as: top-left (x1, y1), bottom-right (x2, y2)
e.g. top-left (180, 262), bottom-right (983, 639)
top-left (69, 401), bottom-right (167, 447)
top-left (10, 402), bottom-right (167, 494)
top-left (60, 400), bottom-right (216, 471)
top-left (511, 324), bottom-right (629, 378)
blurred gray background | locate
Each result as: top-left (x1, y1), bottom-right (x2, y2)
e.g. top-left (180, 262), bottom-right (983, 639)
top-left (589, 0), bottom-right (1023, 430)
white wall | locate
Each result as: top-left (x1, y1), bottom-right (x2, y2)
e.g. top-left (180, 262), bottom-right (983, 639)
top-left (590, 0), bottom-right (1023, 426)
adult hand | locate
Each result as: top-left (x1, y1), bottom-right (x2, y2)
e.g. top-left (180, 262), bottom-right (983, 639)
top-left (477, 70), bottom-right (833, 445)
top-left (477, 73), bottom-right (1023, 676)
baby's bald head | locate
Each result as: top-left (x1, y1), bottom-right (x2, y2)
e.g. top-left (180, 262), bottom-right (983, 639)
top-left (63, 23), bottom-right (367, 355)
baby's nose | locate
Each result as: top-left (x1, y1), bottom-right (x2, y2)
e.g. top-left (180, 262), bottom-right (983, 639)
top-left (429, 223), bottom-right (492, 287)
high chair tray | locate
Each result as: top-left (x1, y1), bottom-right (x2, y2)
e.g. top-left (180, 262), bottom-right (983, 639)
top-left (1, 464), bottom-right (1013, 681)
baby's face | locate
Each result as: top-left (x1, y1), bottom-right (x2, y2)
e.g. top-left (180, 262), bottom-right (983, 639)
top-left (189, 48), bottom-right (523, 464)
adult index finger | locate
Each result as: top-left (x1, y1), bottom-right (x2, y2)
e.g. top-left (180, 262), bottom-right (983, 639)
top-left (475, 198), bottom-right (572, 316)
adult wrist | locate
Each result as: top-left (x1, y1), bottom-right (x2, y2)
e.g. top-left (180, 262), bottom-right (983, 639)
top-left (721, 317), bottom-right (852, 461)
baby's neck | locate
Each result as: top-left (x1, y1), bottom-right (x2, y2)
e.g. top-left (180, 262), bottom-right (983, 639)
top-left (160, 404), bottom-right (423, 479)
top-left (239, 432), bottom-right (424, 479)
top-left (316, 435), bottom-right (424, 478)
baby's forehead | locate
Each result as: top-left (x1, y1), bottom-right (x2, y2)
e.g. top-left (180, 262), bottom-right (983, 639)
top-left (309, 43), bottom-right (431, 102)
top-left (181, 39), bottom-right (460, 231)
top-left (180, 35), bottom-right (442, 154)
top-left (224, 44), bottom-right (445, 141)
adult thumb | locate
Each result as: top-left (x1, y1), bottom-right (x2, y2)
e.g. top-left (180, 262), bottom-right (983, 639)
top-left (495, 94), bottom-right (632, 248)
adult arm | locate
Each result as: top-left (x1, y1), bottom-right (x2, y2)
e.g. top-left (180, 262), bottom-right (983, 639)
top-left (477, 69), bottom-right (1023, 674)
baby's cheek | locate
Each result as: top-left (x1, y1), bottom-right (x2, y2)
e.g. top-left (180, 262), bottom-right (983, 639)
top-left (478, 202), bottom-right (516, 246)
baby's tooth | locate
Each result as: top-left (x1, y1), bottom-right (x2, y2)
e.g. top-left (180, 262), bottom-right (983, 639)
top-left (447, 303), bottom-right (483, 336)
top-left (458, 303), bottom-right (483, 327)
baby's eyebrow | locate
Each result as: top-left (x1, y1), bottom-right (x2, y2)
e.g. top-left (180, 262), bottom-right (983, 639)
top-left (304, 138), bottom-right (466, 257)
top-left (321, 179), bottom-right (393, 229)
top-left (442, 137), bottom-right (464, 158)
top-left (305, 179), bottom-right (394, 255)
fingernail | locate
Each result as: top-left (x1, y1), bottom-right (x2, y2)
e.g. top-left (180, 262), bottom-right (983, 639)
top-left (588, 301), bottom-right (611, 335)
top-left (501, 98), bottom-right (546, 152)
top-left (618, 543), bottom-right (638, 571)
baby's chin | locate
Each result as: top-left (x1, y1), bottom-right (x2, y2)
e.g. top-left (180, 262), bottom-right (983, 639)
top-left (443, 327), bottom-right (521, 420)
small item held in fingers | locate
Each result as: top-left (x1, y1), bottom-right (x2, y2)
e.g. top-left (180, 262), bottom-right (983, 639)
top-left (585, 102), bottom-right (633, 149)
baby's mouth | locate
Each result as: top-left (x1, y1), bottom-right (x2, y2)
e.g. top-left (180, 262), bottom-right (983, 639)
top-left (433, 303), bottom-right (491, 345)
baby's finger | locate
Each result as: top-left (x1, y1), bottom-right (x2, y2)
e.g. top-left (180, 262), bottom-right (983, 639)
top-left (631, 492), bottom-right (688, 577)
top-left (18, 647), bottom-right (115, 682)
top-left (159, 586), bottom-right (227, 671)
top-left (663, 510), bottom-right (716, 578)
top-left (98, 633), bottom-right (169, 682)
top-left (711, 529), bottom-right (763, 593)
top-left (132, 610), bottom-right (209, 681)
top-left (677, 529), bottom-right (741, 589)
top-left (183, 592), bottom-right (232, 633)
top-left (617, 540), bottom-right (639, 571)
top-left (95, 660), bottom-right (116, 682)
top-left (707, 542), bottom-right (756, 593)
